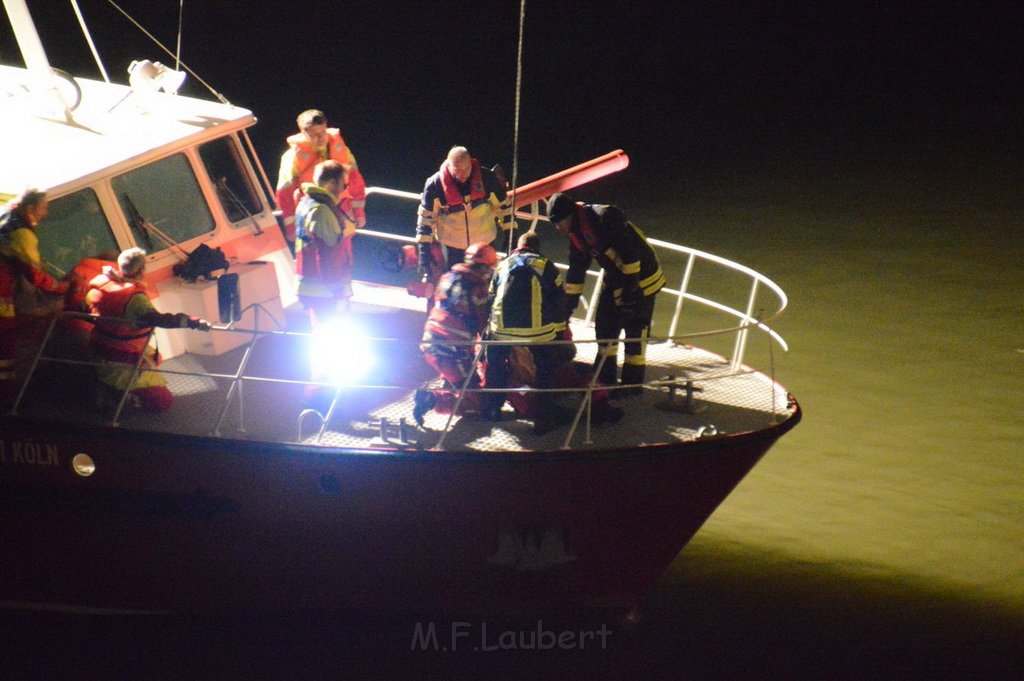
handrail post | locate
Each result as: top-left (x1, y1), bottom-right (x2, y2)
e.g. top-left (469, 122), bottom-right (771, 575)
top-left (731, 278), bottom-right (760, 371)
top-left (435, 342), bottom-right (487, 451)
top-left (9, 313), bottom-right (61, 415)
top-left (111, 327), bottom-right (157, 426)
top-left (585, 270), bottom-right (605, 326)
top-left (562, 346), bottom-right (605, 449)
top-left (668, 252), bottom-right (696, 339)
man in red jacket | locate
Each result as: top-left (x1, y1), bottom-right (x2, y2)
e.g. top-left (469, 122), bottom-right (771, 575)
top-left (413, 242), bottom-right (498, 427)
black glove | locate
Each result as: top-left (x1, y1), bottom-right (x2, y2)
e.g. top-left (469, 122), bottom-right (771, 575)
top-left (619, 285), bottom-right (643, 308)
top-left (184, 316), bottom-right (211, 331)
top-left (563, 293), bottom-right (581, 321)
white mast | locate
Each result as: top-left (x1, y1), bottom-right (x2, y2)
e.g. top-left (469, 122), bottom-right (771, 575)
top-left (2, 0), bottom-right (75, 121)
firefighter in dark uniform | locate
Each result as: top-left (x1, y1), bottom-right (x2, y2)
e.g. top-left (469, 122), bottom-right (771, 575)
top-left (547, 193), bottom-right (665, 393)
top-left (484, 231), bottom-right (568, 433)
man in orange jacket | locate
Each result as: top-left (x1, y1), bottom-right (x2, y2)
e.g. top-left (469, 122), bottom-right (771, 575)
top-left (276, 109), bottom-right (366, 252)
top-left (87, 248), bottom-right (210, 412)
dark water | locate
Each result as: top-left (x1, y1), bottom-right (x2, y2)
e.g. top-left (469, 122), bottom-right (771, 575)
top-left (3, 2), bottom-right (1022, 678)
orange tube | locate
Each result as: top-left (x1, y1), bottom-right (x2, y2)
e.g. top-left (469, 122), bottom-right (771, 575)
top-left (511, 149), bottom-right (630, 207)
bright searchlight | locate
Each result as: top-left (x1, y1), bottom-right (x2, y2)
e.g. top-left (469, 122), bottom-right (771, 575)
top-left (127, 59), bottom-right (186, 95)
top-left (310, 319), bottom-right (376, 386)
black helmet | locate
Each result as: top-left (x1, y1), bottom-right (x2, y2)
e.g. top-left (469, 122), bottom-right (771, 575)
top-left (546, 193), bottom-right (575, 224)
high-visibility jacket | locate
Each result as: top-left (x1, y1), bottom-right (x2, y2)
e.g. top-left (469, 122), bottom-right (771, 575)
top-left (276, 128), bottom-right (366, 239)
top-left (563, 203), bottom-right (665, 306)
top-left (488, 247), bottom-right (565, 343)
top-left (0, 207), bottom-right (67, 319)
top-left (294, 184), bottom-right (350, 302)
top-left (421, 263), bottom-right (492, 357)
top-left (417, 159), bottom-right (512, 250)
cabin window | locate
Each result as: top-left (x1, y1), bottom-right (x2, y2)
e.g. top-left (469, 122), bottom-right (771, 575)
top-left (112, 153), bottom-right (214, 252)
top-left (35, 188), bottom-right (119, 275)
top-left (198, 136), bottom-right (263, 224)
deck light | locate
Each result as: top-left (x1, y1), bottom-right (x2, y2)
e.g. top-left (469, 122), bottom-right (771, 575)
top-left (72, 453), bottom-right (96, 477)
top-left (311, 319), bottom-right (376, 386)
top-left (127, 59), bottom-right (185, 95)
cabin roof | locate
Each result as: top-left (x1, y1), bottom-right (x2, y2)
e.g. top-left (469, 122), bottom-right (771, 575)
top-left (0, 65), bottom-right (255, 198)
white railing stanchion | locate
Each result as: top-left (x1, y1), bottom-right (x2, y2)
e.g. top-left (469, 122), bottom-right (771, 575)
top-left (668, 252), bottom-right (696, 339)
top-left (731, 278), bottom-right (760, 371)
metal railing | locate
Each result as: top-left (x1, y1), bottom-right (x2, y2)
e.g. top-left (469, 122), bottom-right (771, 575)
top-left (8, 210), bottom-right (790, 450)
top-left (362, 188), bottom-right (789, 369)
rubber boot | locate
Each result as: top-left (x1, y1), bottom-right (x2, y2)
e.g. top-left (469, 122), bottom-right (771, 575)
top-left (620, 362), bottom-right (646, 397)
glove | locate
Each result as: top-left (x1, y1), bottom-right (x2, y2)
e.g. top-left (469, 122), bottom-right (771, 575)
top-left (563, 293), bottom-right (581, 321)
top-left (619, 285), bottom-right (643, 308)
top-left (417, 243), bottom-right (434, 279)
top-left (179, 315), bottom-right (211, 331)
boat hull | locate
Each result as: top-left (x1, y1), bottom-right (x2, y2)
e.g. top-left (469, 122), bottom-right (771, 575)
top-left (0, 407), bottom-right (799, 614)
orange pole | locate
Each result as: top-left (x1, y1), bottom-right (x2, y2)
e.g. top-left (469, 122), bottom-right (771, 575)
top-left (510, 149), bottom-right (630, 207)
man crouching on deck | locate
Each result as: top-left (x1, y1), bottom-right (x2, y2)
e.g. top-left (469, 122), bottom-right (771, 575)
top-left (86, 247), bottom-right (210, 412)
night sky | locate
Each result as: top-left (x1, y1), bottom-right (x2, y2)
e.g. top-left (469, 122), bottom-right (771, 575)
top-left (6, 1), bottom-right (1020, 204)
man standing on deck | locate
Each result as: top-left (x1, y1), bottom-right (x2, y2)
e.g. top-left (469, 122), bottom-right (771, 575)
top-left (0, 188), bottom-right (69, 403)
top-left (277, 109), bottom-right (366, 253)
top-left (416, 146), bottom-right (513, 278)
top-left (294, 161), bottom-right (356, 327)
top-left (547, 193), bottom-right (665, 393)
top-left (86, 248), bottom-right (210, 412)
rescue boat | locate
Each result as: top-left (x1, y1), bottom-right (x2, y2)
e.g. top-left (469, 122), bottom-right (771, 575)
top-left (0, 1), bottom-right (800, 614)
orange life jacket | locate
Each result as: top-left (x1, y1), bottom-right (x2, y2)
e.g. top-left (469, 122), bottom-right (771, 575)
top-left (276, 129), bottom-right (367, 236)
top-left (87, 273), bottom-right (153, 364)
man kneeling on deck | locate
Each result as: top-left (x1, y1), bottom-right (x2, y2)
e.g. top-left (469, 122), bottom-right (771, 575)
top-left (414, 242), bottom-right (499, 427)
top-left (86, 248), bottom-right (210, 412)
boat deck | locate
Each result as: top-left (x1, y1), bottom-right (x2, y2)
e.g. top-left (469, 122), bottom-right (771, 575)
top-left (12, 284), bottom-right (793, 454)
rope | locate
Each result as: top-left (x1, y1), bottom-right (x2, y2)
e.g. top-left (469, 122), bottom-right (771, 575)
top-left (69, 0), bottom-right (110, 82)
top-left (102, 0), bottom-right (231, 105)
top-left (175, 0), bottom-right (184, 72)
top-left (507, 0), bottom-right (528, 254)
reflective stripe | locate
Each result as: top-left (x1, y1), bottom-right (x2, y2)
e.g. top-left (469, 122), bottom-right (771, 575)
top-left (624, 354), bottom-right (646, 366)
top-left (603, 247), bottom-right (623, 270)
top-left (640, 270), bottom-right (665, 294)
top-left (564, 282), bottom-right (584, 295)
top-left (621, 260), bottom-right (641, 275)
top-left (424, 319), bottom-right (473, 340)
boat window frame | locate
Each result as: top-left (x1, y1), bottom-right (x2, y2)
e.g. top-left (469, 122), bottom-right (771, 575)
top-left (196, 134), bottom-right (267, 228)
top-left (110, 152), bottom-right (217, 251)
top-left (33, 186), bottom-right (120, 276)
